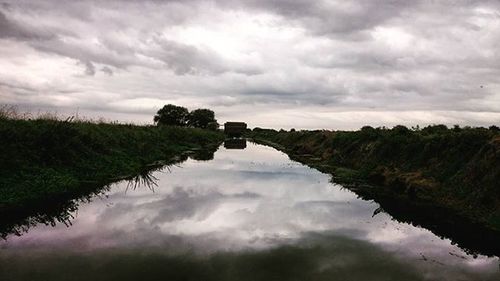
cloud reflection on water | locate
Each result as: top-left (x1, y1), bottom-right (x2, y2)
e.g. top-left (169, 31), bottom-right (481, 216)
top-left (0, 143), bottom-right (499, 280)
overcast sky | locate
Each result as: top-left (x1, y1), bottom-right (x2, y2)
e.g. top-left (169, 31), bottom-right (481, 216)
top-left (1, 0), bottom-right (499, 129)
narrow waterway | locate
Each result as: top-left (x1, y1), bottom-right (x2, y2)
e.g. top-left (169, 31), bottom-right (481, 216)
top-left (0, 142), bottom-right (499, 280)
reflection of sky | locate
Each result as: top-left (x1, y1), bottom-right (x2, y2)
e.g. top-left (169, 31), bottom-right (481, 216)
top-left (0, 143), bottom-right (499, 280)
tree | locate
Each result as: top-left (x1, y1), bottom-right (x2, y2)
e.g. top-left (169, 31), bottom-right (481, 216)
top-left (187, 108), bottom-right (217, 129)
top-left (489, 125), bottom-right (500, 132)
top-left (153, 104), bottom-right (189, 126)
top-left (392, 125), bottom-right (410, 135)
top-left (206, 122), bottom-right (219, 131)
top-left (421, 124), bottom-right (448, 135)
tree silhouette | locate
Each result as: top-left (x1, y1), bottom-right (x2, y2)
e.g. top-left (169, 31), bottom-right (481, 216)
top-left (154, 104), bottom-right (189, 126)
top-left (187, 108), bottom-right (218, 129)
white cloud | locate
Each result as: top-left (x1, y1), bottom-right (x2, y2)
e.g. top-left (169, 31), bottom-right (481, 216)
top-left (0, 0), bottom-right (499, 129)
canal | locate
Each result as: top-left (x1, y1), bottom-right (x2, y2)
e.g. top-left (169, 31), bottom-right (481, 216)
top-left (0, 142), bottom-right (499, 280)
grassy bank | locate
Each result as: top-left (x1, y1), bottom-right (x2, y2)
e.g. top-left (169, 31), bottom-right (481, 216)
top-left (0, 117), bottom-right (224, 211)
top-left (247, 126), bottom-right (500, 232)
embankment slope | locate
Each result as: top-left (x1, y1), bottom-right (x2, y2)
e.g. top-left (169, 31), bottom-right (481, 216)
top-left (0, 118), bottom-right (224, 210)
top-left (248, 126), bottom-right (500, 233)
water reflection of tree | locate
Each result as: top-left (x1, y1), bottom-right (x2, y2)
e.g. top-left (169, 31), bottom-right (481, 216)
top-left (0, 148), bottom-right (209, 239)
top-left (0, 185), bottom-right (111, 239)
top-left (188, 149), bottom-right (215, 161)
top-left (1, 165), bottom-right (174, 238)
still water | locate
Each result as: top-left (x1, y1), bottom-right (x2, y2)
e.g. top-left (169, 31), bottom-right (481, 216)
top-left (1, 142), bottom-right (499, 280)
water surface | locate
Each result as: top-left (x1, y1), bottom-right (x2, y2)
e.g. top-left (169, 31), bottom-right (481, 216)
top-left (0, 143), bottom-right (499, 280)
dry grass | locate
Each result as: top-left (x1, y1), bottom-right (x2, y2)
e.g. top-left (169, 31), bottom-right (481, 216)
top-left (0, 104), bottom-right (133, 125)
top-left (0, 104), bottom-right (64, 121)
top-left (0, 105), bottom-right (31, 120)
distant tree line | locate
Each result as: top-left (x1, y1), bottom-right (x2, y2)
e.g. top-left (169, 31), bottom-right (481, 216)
top-left (154, 104), bottom-right (219, 130)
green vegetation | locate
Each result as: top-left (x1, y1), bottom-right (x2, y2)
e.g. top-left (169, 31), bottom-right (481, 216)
top-left (247, 125), bottom-right (500, 231)
top-left (188, 108), bottom-right (219, 130)
top-left (0, 115), bottom-right (224, 211)
top-left (154, 104), bottom-right (219, 129)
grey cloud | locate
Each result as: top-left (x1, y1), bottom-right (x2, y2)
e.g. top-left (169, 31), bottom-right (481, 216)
top-left (22, 21), bottom-right (253, 76)
top-left (99, 187), bottom-right (261, 224)
top-left (0, 0), bottom-right (261, 76)
top-left (82, 61), bottom-right (96, 76)
top-left (0, 81), bottom-right (38, 94)
top-left (146, 35), bottom-right (264, 75)
top-left (214, 0), bottom-right (421, 36)
top-left (0, 80), bottom-right (79, 98)
top-left (151, 37), bottom-right (224, 75)
top-left (148, 187), bottom-right (224, 223)
top-left (265, 1), bottom-right (406, 35)
top-left (101, 66), bottom-right (113, 76)
top-left (1, 0), bottom-right (500, 128)
top-left (145, 187), bottom-right (261, 223)
top-left (30, 37), bottom-right (139, 69)
top-left (0, 10), bottom-right (54, 40)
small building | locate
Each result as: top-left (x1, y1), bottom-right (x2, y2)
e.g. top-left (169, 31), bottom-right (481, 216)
top-left (224, 122), bottom-right (247, 137)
